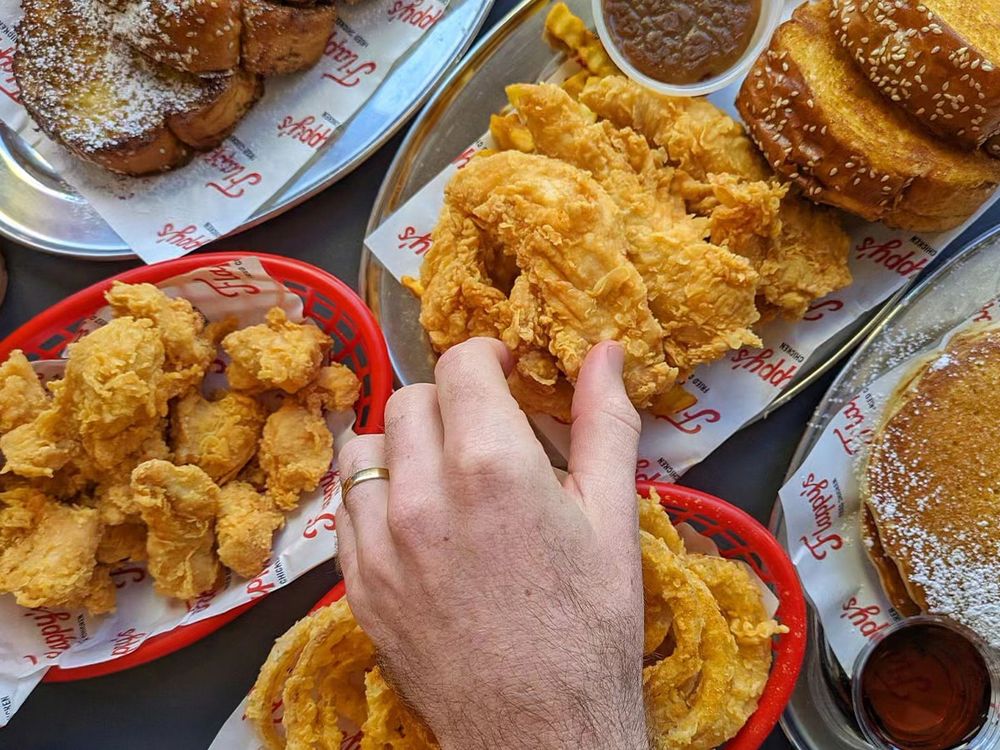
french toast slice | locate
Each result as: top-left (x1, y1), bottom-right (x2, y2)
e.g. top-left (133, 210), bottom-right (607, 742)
top-left (108, 0), bottom-right (243, 75)
top-left (241, 0), bottom-right (336, 76)
top-left (737, 0), bottom-right (1000, 232)
top-left (831, 0), bottom-right (1000, 156)
top-left (15, 0), bottom-right (263, 176)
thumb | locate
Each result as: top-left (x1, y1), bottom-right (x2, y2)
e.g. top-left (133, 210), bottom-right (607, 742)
top-left (565, 341), bottom-right (641, 533)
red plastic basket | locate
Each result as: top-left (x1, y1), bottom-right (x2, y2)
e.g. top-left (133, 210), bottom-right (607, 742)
top-left (639, 481), bottom-right (807, 750)
top-left (306, 482), bottom-right (806, 750)
top-left (0, 252), bottom-right (393, 682)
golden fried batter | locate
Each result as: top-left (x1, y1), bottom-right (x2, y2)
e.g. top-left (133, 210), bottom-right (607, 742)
top-left (216, 481), bottom-right (284, 578)
top-left (0, 487), bottom-right (105, 612)
top-left (171, 390), bottom-right (266, 484)
top-left (0, 350), bottom-right (49, 435)
top-left (105, 281), bottom-right (233, 393)
top-left (222, 308), bottom-right (330, 394)
top-left (506, 83), bottom-right (762, 372)
top-left (131, 459), bottom-right (221, 600)
top-left (436, 150), bottom-right (678, 407)
top-left (579, 75), bottom-right (851, 320)
top-left (258, 402), bottom-right (334, 511)
top-left (296, 363), bottom-right (362, 414)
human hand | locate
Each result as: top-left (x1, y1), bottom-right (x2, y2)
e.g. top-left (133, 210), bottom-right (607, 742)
top-left (337, 338), bottom-right (646, 749)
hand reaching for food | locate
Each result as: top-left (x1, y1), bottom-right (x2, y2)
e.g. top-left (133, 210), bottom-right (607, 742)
top-left (336, 337), bottom-right (648, 749)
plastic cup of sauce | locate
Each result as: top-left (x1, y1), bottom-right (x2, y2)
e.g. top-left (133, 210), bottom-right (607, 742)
top-left (592, 0), bottom-right (782, 97)
top-left (852, 616), bottom-right (1000, 750)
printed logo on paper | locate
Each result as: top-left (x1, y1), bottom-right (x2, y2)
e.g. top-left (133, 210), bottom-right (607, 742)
top-left (387, 0), bottom-right (444, 29)
top-left (203, 146), bottom-right (263, 199)
top-left (324, 25), bottom-right (377, 88)
top-left (276, 114), bottom-right (336, 149)
top-left (841, 595), bottom-right (894, 638)
top-left (0, 47), bottom-right (18, 103)
top-left (854, 236), bottom-right (929, 277)
top-left (798, 472), bottom-right (844, 560)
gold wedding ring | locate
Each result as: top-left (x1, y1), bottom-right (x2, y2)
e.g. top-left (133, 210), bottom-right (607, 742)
top-left (341, 467), bottom-right (390, 498)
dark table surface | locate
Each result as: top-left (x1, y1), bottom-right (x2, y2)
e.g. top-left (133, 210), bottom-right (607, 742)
top-left (2, 1), bottom-right (999, 744)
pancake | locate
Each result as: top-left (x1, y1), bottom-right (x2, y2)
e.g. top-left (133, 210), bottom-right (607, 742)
top-left (862, 323), bottom-right (1000, 647)
top-left (860, 503), bottom-right (920, 618)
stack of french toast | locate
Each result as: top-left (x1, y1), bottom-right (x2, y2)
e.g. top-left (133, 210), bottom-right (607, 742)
top-left (737, 0), bottom-right (1000, 232)
top-left (14, 0), bottom-right (340, 175)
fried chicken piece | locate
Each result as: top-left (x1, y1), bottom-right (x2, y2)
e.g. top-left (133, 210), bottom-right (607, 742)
top-left (442, 150), bottom-right (677, 407)
top-left (222, 308), bottom-right (331, 394)
top-left (296, 363), bottom-right (361, 413)
top-left (579, 75), bottom-right (852, 319)
top-left (96, 522), bottom-right (147, 564)
top-left (506, 84), bottom-right (761, 372)
top-left (131, 459), bottom-right (221, 600)
top-left (216, 481), bottom-right (284, 578)
top-left (105, 282), bottom-right (234, 396)
top-left (0, 350), bottom-right (49, 435)
top-left (415, 205), bottom-right (514, 352)
top-left (758, 197), bottom-right (853, 320)
top-left (579, 74), bottom-right (771, 181)
top-left (0, 407), bottom-right (77, 478)
top-left (171, 390), bottom-right (266, 484)
top-left (258, 402), bottom-right (333, 511)
top-left (0, 487), bottom-right (106, 612)
top-left (56, 317), bottom-right (170, 470)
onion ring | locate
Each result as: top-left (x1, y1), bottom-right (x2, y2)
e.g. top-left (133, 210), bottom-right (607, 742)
top-left (247, 608), bottom-right (331, 750)
top-left (685, 554), bottom-right (786, 749)
top-left (282, 598), bottom-right (375, 749)
top-left (360, 666), bottom-right (439, 750)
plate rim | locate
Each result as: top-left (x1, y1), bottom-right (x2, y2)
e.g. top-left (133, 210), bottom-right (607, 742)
top-left (770, 221), bottom-right (1000, 749)
top-left (359, 0), bottom-right (915, 426)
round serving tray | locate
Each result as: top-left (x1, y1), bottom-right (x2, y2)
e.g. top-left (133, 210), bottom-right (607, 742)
top-left (360, 0), bottom-right (911, 422)
top-left (770, 224), bottom-right (1000, 750)
top-left (0, 0), bottom-right (494, 260)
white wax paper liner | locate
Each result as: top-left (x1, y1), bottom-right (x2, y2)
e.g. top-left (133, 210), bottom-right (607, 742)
top-left (0, 0), bottom-right (448, 263)
top-left (777, 297), bottom-right (1000, 675)
top-left (207, 524), bottom-right (781, 750)
top-left (363, 0), bottom-right (1000, 481)
top-left (0, 257), bottom-right (359, 726)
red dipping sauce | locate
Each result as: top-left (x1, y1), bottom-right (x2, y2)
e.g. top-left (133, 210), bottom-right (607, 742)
top-left (853, 619), bottom-right (997, 750)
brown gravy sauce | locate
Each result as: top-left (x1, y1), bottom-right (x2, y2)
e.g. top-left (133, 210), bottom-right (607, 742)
top-left (602, 0), bottom-right (761, 85)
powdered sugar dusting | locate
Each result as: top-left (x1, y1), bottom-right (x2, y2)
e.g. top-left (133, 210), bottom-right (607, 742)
top-left (866, 329), bottom-right (1000, 648)
top-left (16, 0), bottom-right (211, 152)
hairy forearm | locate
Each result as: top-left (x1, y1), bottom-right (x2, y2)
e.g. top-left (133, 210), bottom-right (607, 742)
top-left (433, 685), bottom-right (648, 750)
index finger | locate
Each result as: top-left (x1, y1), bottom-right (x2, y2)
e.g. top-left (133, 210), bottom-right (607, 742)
top-left (434, 337), bottom-right (536, 450)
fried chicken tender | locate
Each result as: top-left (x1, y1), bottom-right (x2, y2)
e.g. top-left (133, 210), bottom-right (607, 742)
top-left (216, 481), bottom-right (284, 578)
top-left (507, 83), bottom-right (764, 371)
top-left (131, 459), bottom-right (221, 600)
top-left (415, 205), bottom-right (513, 352)
top-left (222, 308), bottom-right (331, 394)
top-left (579, 74), bottom-right (771, 182)
top-left (171, 391), bottom-right (266, 484)
top-left (440, 150), bottom-right (677, 407)
top-left (0, 350), bottom-right (48, 435)
top-left (0, 487), bottom-right (107, 613)
top-left (105, 281), bottom-right (233, 393)
top-left (579, 75), bottom-right (852, 320)
top-left (258, 402), bottom-right (334, 511)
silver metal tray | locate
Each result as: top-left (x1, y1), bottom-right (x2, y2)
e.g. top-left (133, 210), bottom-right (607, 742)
top-left (0, 0), bottom-right (494, 260)
top-left (361, 0), bottom-right (909, 418)
top-left (771, 224), bottom-right (1000, 750)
